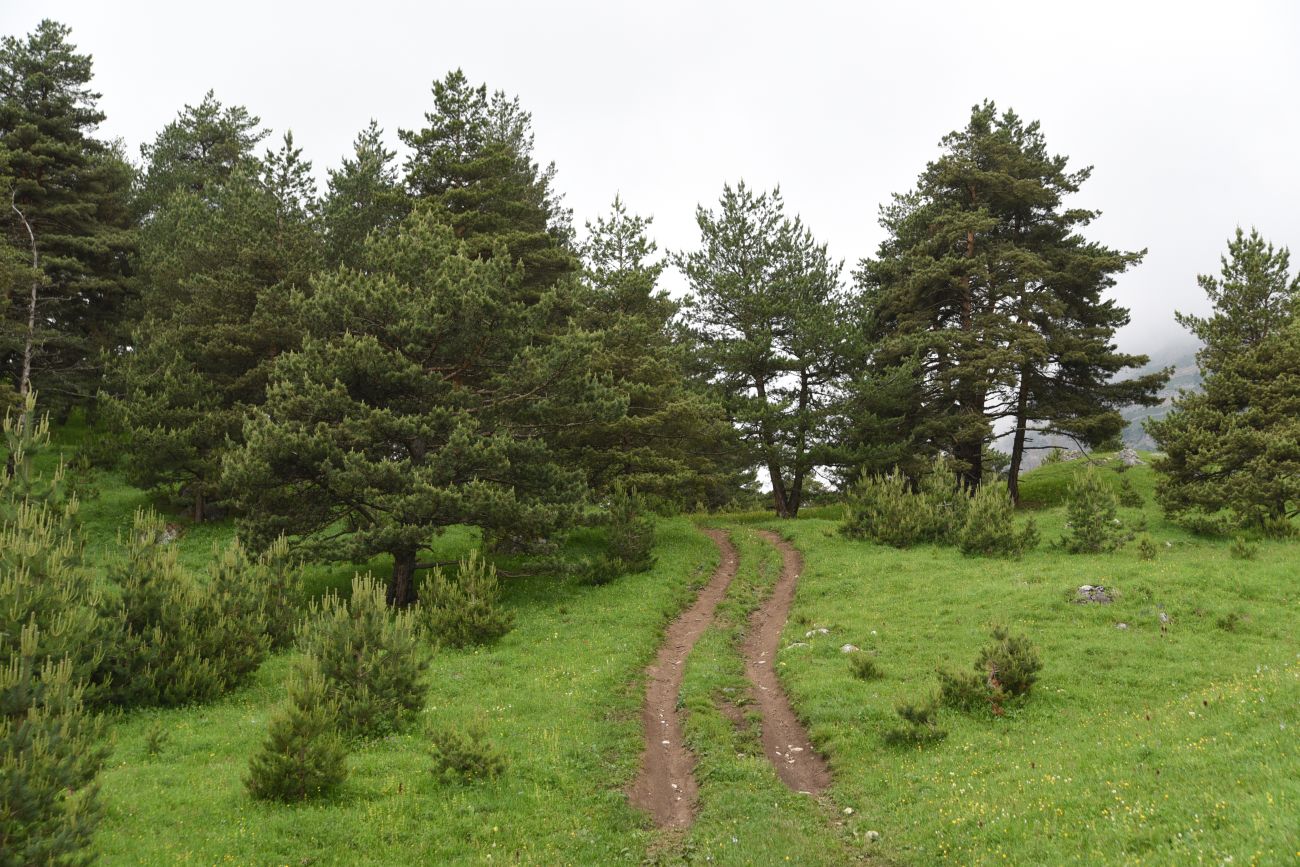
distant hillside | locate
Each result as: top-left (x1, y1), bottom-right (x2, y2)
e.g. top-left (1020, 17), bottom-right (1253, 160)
top-left (1119, 340), bottom-right (1202, 450)
top-left (1005, 337), bottom-right (1202, 468)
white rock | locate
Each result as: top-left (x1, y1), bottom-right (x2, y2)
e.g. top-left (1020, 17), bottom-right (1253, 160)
top-left (1116, 623), bottom-right (1129, 630)
top-left (866, 830), bottom-right (881, 842)
top-left (841, 644), bottom-right (860, 653)
top-left (842, 806), bottom-right (854, 815)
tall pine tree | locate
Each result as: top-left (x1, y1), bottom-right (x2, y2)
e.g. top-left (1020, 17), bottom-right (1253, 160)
top-left (858, 102), bottom-right (1165, 497)
top-left (679, 182), bottom-right (851, 518)
top-left (559, 197), bottom-right (735, 505)
top-left (223, 207), bottom-right (619, 604)
top-left (399, 70), bottom-right (575, 300)
top-left (0, 20), bottom-right (135, 414)
top-left (319, 120), bottom-right (409, 270)
top-left (105, 120), bottom-right (319, 520)
top-left (1148, 228), bottom-right (1300, 532)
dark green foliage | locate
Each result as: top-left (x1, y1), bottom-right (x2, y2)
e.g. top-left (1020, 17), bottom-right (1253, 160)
top-left (134, 90), bottom-right (267, 215)
top-left (400, 70), bottom-right (575, 299)
top-left (417, 552), bottom-right (513, 649)
top-left (842, 456), bottom-right (967, 548)
top-left (1149, 229), bottom-right (1300, 532)
top-left (427, 725), bottom-right (506, 785)
top-left (1062, 469), bottom-right (1127, 553)
top-left (1216, 611), bottom-right (1245, 633)
top-left (560, 198), bottom-right (736, 506)
top-left (678, 182), bottom-right (852, 517)
top-left (605, 488), bottom-right (656, 574)
top-left (939, 627), bottom-right (1041, 715)
top-left (105, 142), bottom-right (319, 521)
top-left (1, 633), bottom-right (108, 867)
top-left (857, 101), bottom-right (1165, 498)
top-left (848, 654), bottom-right (883, 681)
top-left (956, 485), bottom-right (1039, 557)
top-left (299, 573), bottom-right (427, 737)
top-left (320, 120), bottom-right (410, 270)
top-left (223, 207), bottom-right (609, 604)
top-left (245, 659), bottom-right (348, 802)
top-left (975, 627), bottom-right (1041, 699)
top-left (1116, 476), bottom-right (1144, 508)
top-left (143, 718), bottom-right (168, 758)
top-left (1230, 536), bottom-right (1259, 561)
top-left (884, 698), bottom-right (946, 746)
top-left (256, 536), bottom-right (305, 650)
top-left (1137, 535), bottom-right (1158, 561)
top-left (104, 509), bottom-right (271, 707)
top-left (938, 668), bottom-right (993, 712)
top-left (0, 21), bottom-right (136, 412)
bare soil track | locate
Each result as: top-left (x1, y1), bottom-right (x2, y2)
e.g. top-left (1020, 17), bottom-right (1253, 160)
top-left (627, 528), bottom-right (738, 828)
top-left (748, 531), bottom-right (832, 794)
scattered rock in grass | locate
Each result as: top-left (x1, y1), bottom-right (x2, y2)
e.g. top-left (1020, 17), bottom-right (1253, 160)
top-left (866, 830), bottom-right (881, 842)
top-left (840, 644), bottom-right (860, 653)
top-left (805, 627), bottom-right (830, 638)
top-left (1120, 447), bottom-right (1143, 467)
top-left (1075, 584), bottom-right (1113, 604)
top-left (842, 806), bottom-right (854, 815)
top-left (782, 642), bottom-right (810, 652)
top-left (1115, 622), bottom-right (1129, 630)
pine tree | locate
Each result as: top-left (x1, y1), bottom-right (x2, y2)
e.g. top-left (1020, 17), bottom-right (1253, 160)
top-left (558, 197), bottom-right (734, 505)
top-left (104, 142), bottom-right (320, 520)
top-left (400, 70), bottom-right (575, 300)
top-left (1148, 229), bottom-right (1300, 532)
top-left (858, 102), bottom-right (1166, 496)
top-left (134, 90), bottom-right (267, 216)
top-left (0, 20), bottom-right (136, 413)
top-left (319, 120), bottom-right (410, 270)
top-left (1, 393), bottom-right (110, 706)
top-left (298, 573), bottom-right (427, 736)
top-left (1, 629), bottom-right (108, 865)
top-left (678, 182), bottom-right (851, 517)
top-left (222, 207), bottom-right (615, 604)
top-left (245, 658), bottom-right (347, 802)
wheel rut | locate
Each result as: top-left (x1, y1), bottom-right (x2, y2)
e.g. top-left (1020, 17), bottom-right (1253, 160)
top-left (627, 528), bottom-right (738, 828)
top-left (748, 530), bottom-right (832, 794)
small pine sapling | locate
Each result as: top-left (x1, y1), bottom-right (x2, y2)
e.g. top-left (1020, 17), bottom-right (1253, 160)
top-left (1062, 469), bottom-right (1128, 553)
top-left (417, 551), bottom-right (514, 649)
top-left (427, 724), bottom-right (507, 784)
top-left (956, 485), bottom-right (1039, 557)
top-left (246, 659), bottom-right (348, 802)
top-left (884, 697), bottom-right (946, 746)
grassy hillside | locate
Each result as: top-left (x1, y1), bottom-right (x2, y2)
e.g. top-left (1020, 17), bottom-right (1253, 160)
top-left (25, 432), bottom-right (1299, 864)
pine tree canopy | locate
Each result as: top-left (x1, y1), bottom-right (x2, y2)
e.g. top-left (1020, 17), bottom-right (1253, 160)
top-left (1148, 228), bottom-right (1300, 532)
top-left (0, 19), bottom-right (135, 411)
top-left (858, 101), bottom-right (1167, 497)
top-left (223, 205), bottom-right (622, 604)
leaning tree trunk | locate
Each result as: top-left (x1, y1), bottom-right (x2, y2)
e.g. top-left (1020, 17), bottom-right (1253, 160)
top-left (6, 193), bottom-right (40, 479)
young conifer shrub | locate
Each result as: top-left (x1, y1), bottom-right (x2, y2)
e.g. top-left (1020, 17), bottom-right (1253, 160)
top-left (1062, 469), bottom-right (1128, 553)
top-left (1137, 535), bottom-right (1158, 561)
top-left (1230, 536), bottom-right (1259, 560)
top-left (956, 485), bottom-right (1038, 557)
top-left (1116, 476), bottom-right (1144, 508)
top-left (427, 725), bottom-right (507, 784)
top-left (883, 697), bottom-right (946, 746)
top-left (848, 653), bottom-right (884, 681)
top-left (106, 510), bottom-right (271, 707)
top-left (417, 552), bottom-right (514, 649)
top-left (975, 627), bottom-right (1041, 698)
top-left (301, 573), bottom-right (428, 737)
top-left (257, 535), bottom-right (305, 650)
top-left (605, 488), bottom-right (656, 574)
top-left (843, 456), bottom-right (968, 548)
top-left (1, 625), bottom-right (109, 865)
top-left (246, 659), bottom-right (348, 802)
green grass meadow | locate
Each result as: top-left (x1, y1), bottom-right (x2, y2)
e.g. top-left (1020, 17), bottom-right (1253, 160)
top-left (43, 438), bottom-right (1300, 864)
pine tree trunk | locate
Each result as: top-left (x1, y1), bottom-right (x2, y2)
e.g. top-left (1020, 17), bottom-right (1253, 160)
top-left (1007, 369), bottom-right (1031, 505)
top-left (194, 488), bottom-right (206, 524)
top-left (388, 549), bottom-right (418, 607)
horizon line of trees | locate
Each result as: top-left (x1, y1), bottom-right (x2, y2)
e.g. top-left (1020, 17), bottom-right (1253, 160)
top-left (7, 17), bottom-right (1295, 597)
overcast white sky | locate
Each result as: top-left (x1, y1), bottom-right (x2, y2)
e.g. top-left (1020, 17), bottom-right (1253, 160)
top-left (5, 0), bottom-right (1298, 355)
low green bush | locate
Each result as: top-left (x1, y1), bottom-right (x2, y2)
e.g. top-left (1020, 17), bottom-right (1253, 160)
top-left (1062, 469), bottom-right (1128, 553)
top-left (884, 697), bottom-right (946, 746)
top-left (956, 485), bottom-right (1038, 557)
top-left (427, 725), bottom-right (507, 785)
top-left (848, 654), bottom-right (884, 681)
